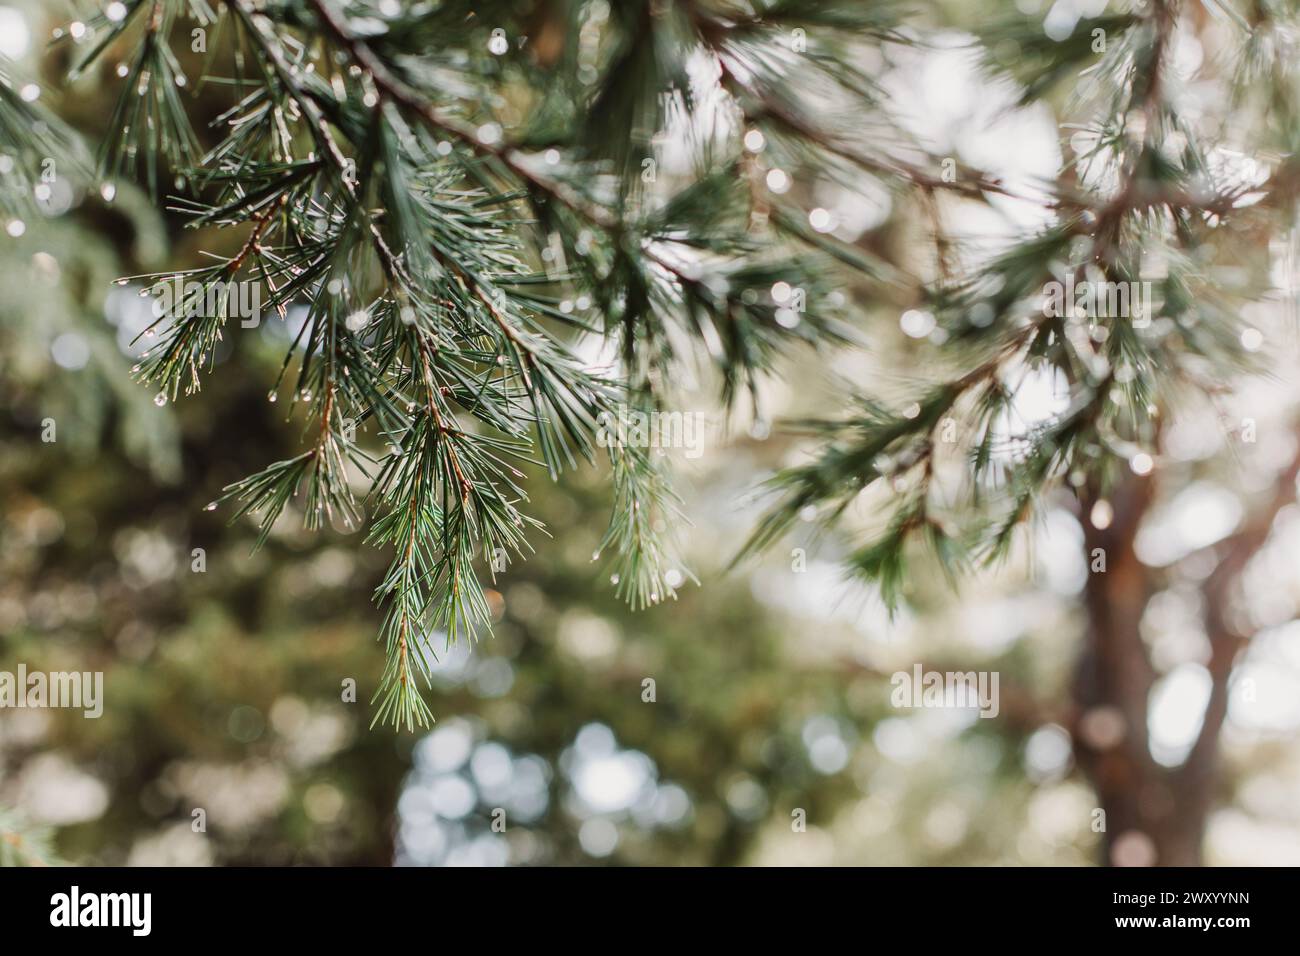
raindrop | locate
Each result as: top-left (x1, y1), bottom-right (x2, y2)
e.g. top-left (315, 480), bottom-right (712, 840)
top-left (1129, 452), bottom-right (1154, 476)
top-left (765, 168), bottom-right (790, 193)
top-left (154, 392), bottom-right (167, 406)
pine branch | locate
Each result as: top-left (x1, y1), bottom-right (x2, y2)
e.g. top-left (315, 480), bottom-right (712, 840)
top-left (737, 0), bottom-right (1299, 609)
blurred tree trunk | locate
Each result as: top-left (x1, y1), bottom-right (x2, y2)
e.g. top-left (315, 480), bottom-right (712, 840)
top-left (1075, 440), bottom-right (1300, 866)
top-left (1074, 472), bottom-right (1189, 865)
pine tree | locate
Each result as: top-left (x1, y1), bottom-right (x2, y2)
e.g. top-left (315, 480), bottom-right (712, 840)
top-left (5, 0), bottom-right (1300, 865)
top-left (735, 0), bottom-right (1300, 865)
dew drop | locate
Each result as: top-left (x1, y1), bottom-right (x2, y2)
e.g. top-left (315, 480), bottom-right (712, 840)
top-left (267, 390), bottom-right (278, 403)
top-left (154, 392), bottom-right (167, 406)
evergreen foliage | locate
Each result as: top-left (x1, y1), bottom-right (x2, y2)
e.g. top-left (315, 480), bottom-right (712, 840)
top-left (5, 0), bottom-right (1300, 735)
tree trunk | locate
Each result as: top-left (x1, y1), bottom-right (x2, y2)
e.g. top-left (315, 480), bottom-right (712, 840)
top-left (1073, 473), bottom-right (1211, 866)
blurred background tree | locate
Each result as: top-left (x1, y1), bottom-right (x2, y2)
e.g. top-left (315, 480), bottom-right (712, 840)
top-left (2, 0), bottom-right (1300, 867)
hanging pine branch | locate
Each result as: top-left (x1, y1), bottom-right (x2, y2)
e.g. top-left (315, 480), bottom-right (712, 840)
top-left (33, 0), bottom-right (982, 729)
